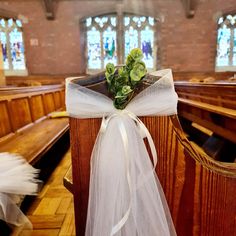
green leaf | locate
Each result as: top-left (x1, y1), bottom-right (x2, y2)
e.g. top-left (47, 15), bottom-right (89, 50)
top-left (106, 63), bottom-right (116, 75)
top-left (105, 48), bottom-right (146, 109)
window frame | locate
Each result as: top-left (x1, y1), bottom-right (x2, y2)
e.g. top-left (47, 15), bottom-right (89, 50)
top-left (0, 15), bottom-right (28, 76)
top-left (81, 12), bottom-right (159, 74)
top-left (215, 13), bottom-right (236, 72)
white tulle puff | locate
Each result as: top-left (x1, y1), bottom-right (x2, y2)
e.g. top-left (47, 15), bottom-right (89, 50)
top-left (0, 152), bottom-right (40, 231)
top-left (66, 69), bottom-right (178, 236)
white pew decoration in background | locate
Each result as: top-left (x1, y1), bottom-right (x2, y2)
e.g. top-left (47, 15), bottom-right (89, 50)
top-left (0, 152), bottom-right (39, 233)
top-left (66, 69), bottom-right (178, 236)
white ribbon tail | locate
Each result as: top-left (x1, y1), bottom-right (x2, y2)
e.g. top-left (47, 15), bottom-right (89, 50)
top-left (101, 111), bottom-right (159, 236)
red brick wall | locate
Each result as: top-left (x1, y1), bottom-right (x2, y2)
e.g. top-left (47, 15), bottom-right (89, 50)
top-left (0, 0), bottom-right (235, 74)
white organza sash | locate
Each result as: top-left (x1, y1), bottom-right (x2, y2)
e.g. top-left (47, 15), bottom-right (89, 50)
top-left (66, 69), bottom-right (178, 236)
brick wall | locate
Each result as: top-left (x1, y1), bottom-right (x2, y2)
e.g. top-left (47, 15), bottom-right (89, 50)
top-left (0, 0), bottom-right (235, 75)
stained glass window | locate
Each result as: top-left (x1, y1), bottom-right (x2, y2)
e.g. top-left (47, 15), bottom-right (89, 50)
top-left (216, 14), bottom-right (236, 71)
top-left (0, 18), bottom-right (27, 75)
top-left (85, 15), bottom-right (117, 70)
top-left (84, 13), bottom-right (156, 72)
top-left (124, 15), bottom-right (156, 69)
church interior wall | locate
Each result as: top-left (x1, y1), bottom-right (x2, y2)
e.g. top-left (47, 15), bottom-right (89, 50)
top-left (0, 0), bottom-right (235, 75)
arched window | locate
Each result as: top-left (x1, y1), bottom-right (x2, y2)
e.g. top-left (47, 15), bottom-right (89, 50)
top-left (0, 18), bottom-right (27, 75)
top-left (83, 13), bottom-right (157, 73)
top-left (216, 14), bottom-right (236, 71)
top-left (86, 15), bottom-right (117, 70)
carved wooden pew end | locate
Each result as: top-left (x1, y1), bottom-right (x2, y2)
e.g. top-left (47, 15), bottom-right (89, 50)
top-left (66, 75), bottom-right (236, 236)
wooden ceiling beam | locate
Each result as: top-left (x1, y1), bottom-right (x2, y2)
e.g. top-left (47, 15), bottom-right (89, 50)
top-left (43, 0), bottom-right (55, 20)
top-left (182, 0), bottom-right (195, 18)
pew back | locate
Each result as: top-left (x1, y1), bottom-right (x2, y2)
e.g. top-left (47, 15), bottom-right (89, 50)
top-left (175, 82), bottom-right (236, 145)
top-left (6, 75), bottom-right (66, 86)
top-left (175, 82), bottom-right (236, 110)
top-left (173, 71), bottom-right (235, 82)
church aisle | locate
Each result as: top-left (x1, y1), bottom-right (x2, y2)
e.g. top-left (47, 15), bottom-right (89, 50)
top-left (17, 149), bottom-right (75, 236)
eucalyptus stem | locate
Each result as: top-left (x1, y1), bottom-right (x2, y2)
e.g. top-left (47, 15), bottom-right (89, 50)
top-left (105, 48), bottom-right (147, 110)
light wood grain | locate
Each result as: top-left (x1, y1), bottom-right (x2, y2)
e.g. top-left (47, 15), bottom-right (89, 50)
top-left (33, 198), bottom-right (62, 215)
top-left (69, 115), bottom-right (236, 236)
top-left (59, 214), bottom-right (76, 236)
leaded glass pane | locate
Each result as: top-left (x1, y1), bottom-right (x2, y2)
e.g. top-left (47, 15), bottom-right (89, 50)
top-left (87, 28), bottom-right (101, 69)
top-left (141, 27), bottom-right (154, 68)
top-left (148, 17), bottom-right (154, 26)
top-left (0, 19), bottom-right (6, 28)
top-left (103, 27), bottom-right (117, 66)
top-left (86, 17), bottom-right (92, 27)
top-left (124, 27), bottom-right (138, 58)
top-left (0, 32), bottom-right (9, 69)
top-left (9, 28), bottom-right (26, 70)
top-left (216, 26), bottom-right (231, 66)
top-left (124, 17), bottom-right (130, 26)
top-left (8, 19), bottom-right (13, 27)
top-left (233, 29), bottom-right (236, 66)
top-left (102, 17), bottom-right (108, 24)
top-left (110, 17), bottom-right (116, 27)
top-left (16, 20), bottom-right (22, 28)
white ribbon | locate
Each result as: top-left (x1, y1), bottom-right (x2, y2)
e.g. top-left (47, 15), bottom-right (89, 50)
top-left (100, 109), bottom-right (157, 235)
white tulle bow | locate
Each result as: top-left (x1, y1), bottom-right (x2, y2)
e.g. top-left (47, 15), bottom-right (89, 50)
top-left (0, 152), bottom-right (40, 232)
top-left (66, 69), bottom-right (178, 236)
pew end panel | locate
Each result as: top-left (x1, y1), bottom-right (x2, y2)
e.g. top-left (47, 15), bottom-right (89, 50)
top-left (69, 113), bottom-right (236, 236)
top-left (67, 74), bottom-right (236, 236)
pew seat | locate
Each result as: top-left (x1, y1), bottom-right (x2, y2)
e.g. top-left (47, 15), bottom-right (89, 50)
top-left (178, 98), bottom-right (236, 143)
top-left (0, 118), bottom-right (68, 165)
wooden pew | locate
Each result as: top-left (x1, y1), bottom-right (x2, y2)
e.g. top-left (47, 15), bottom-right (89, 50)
top-left (178, 98), bottom-right (236, 143)
top-left (175, 81), bottom-right (236, 161)
top-left (173, 71), bottom-right (235, 82)
top-left (65, 77), bottom-right (236, 236)
top-left (175, 81), bottom-right (236, 110)
top-left (0, 84), bottom-right (69, 165)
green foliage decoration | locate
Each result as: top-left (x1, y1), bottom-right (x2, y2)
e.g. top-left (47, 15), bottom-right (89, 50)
top-left (105, 48), bottom-right (147, 109)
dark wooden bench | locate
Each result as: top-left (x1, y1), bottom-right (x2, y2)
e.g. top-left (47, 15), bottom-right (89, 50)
top-left (64, 76), bottom-right (236, 236)
top-left (175, 81), bottom-right (236, 161)
top-left (175, 81), bottom-right (236, 110)
top-left (178, 98), bottom-right (236, 143)
top-left (0, 84), bottom-right (69, 166)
